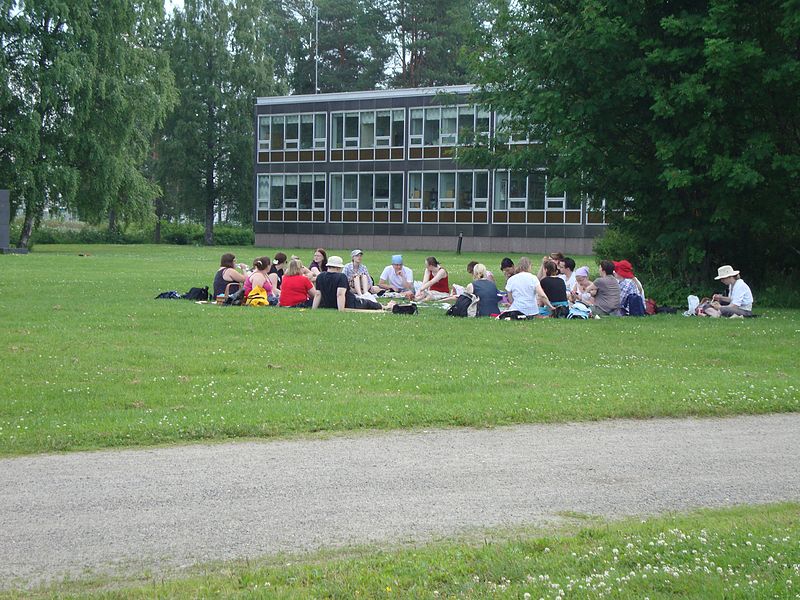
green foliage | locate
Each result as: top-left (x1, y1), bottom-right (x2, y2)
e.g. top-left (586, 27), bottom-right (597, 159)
top-left (472, 0), bottom-right (800, 288)
top-left (0, 245), bottom-right (798, 456)
top-left (292, 0), bottom-right (391, 93)
top-left (157, 0), bottom-right (282, 244)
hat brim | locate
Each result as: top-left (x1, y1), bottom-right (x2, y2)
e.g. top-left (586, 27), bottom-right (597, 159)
top-left (714, 270), bottom-right (739, 280)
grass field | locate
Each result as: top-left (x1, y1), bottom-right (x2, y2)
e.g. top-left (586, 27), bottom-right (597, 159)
top-left (5, 503), bottom-right (798, 598)
top-left (0, 244), bottom-right (798, 456)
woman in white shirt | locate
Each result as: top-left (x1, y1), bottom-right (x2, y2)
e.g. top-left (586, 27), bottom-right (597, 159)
top-left (504, 257), bottom-right (554, 316)
top-left (710, 265), bottom-right (754, 317)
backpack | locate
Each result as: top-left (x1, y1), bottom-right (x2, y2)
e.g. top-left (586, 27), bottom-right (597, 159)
top-left (244, 285), bottom-right (269, 307)
top-left (183, 286), bottom-right (209, 301)
top-left (623, 294), bottom-right (646, 316)
top-left (224, 287), bottom-right (246, 306)
top-left (391, 302), bottom-right (418, 315)
top-left (155, 290), bottom-right (181, 299)
top-left (568, 302), bottom-right (592, 319)
top-left (551, 304), bottom-right (570, 319)
top-left (446, 292), bottom-right (479, 317)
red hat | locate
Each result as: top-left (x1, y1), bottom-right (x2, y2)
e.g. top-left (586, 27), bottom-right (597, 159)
top-left (613, 260), bottom-right (635, 279)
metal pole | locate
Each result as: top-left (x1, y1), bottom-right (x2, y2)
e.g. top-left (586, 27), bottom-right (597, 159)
top-left (314, 5), bottom-right (319, 93)
top-left (456, 232), bottom-right (463, 255)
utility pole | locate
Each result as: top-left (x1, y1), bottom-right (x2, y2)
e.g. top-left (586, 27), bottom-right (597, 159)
top-left (314, 4), bottom-right (319, 93)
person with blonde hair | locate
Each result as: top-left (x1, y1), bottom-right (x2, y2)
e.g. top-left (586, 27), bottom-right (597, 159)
top-left (465, 263), bottom-right (500, 316)
top-left (504, 257), bottom-right (554, 317)
top-left (278, 258), bottom-right (315, 307)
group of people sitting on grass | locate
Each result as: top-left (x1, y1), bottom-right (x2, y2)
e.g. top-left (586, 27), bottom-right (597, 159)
top-left (213, 249), bottom-right (753, 318)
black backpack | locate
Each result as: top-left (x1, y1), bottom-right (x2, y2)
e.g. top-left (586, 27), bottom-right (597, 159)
top-left (391, 302), bottom-right (418, 315)
top-left (446, 292), bottom-right (479, 317)
top-left (183, 286), bottom-right (210, 301)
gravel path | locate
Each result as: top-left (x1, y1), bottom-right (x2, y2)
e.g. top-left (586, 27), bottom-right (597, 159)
top-left (1, 413), bottom-right (799, 587)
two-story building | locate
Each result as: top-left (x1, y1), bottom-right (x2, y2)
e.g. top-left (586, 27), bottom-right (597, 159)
top-left (254, 85), bottom-right (608, 253)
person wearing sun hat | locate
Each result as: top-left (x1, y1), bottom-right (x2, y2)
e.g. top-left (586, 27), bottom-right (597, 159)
top-left (710, 265), bottom-right (753, 317)
top-left (312, 255), bottom-right (381, 311)
top-left (613, 259), bottom-right (646, 315)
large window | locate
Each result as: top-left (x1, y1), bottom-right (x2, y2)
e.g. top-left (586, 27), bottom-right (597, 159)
top-left (256, 174), bottom-right (326, 222)
top-left (330, 109), bottom-right (405, 160)
top-left (409, 105), bottom-right (490, 159)
top-left (493, 171), bottom-right (582, 224)
top-left (407, 171), bottom-right (489, 212)
top-left (329, 172), bottom-right (404, 222)
top-left (494, 113), bottom-right (538, 144)
top-left (257, 113), bottom-right (326, 163)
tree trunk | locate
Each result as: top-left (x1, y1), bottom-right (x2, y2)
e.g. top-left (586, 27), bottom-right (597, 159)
top-left (204, 166), bottom-right (215, 246)
top-left (154, 195), bottom-right (163, 243)
top-left (108, 207), bottom-right (118, 234)
top-left (18, 210), bottom-right (36, 249)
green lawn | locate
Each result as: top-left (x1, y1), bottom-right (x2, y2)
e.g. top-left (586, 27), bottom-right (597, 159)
top-left (6, 503), bottom-right (798, 598)
top-left (0, 244), bottom-right (798, 456)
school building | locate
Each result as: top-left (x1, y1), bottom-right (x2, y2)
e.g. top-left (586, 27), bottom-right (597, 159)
top-left (253, 85), bottom-right (608, 254)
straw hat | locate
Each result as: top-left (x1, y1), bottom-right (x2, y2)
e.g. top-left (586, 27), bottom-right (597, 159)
top-left (714, 265), bottom-right (740, 280)
top-left (326, 256), bottom-right (345, 269)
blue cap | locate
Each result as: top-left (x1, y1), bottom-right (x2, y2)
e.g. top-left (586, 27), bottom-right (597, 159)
top-left (391, 254), bottom-right (403, 264)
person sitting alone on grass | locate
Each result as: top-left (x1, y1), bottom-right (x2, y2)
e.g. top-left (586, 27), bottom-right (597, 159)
top-left (539, 260), bottom-right (570, 316)
top-left (343, 249), bottom-right (380, 296)
top-left (244, 256), bottom-right (276, 302)
top-left (378, 254), bottom-right (414, 298)
top-left (213, 252), bottom-right (248, 298)
top-left (279, 258), bottom-right (315, 308)
top-left (465, 263), bottom-right (500, 317)
top-left (591, 260), bottom-right (622, 317)
top-left (415, 256), bottom-right (451, 301)
top-left (706, 265), bottom-right (754, 318)
top-left (312, 256), bottom-right (382, 311)
top-left (570, 266), bottom-right (595, 305)
top-left (502, 257), bottom-right (554, 317)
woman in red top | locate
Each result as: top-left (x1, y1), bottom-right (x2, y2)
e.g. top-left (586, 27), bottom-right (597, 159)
top-left (278, 259), bottom-right (315, 307)
top-left (415, 256), bottom-right (450, 301)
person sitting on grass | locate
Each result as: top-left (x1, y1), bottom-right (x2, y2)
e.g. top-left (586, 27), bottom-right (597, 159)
top-left (559, 257), bottom-right (576, 292)
top-left (343, 249), bottom-right (380, 296)
top-left (213, 253), bottom-right (248, 298)
top-left (500, 257), bottom-right (515, 281)
top-left (268, 252), bottom-right (287, 292)
top-left (279, 259), bottom-right (315, 308)
top-left (706, 265), bottom-right (754, 318)
top-left (539, 260), bottom-right (570, 316)
top-left (312, 256), bottom-right (382, 311)
top-left (537, 252), bottom-right (564, 281)
top-left (244, 256), bottom-right (276, 302)
top-left (613, 260), bottom-right (646, 316)
top-left (591, 260), bottom-right (621, 317)
top-left (467, 260), bottom-right (496, 283)
top-left (465, 263), bottom-right (500, 317)
top-left (378, 254), bottom-right (414, 298)
top-left (309, 248), bottom-right (328, 279)
top-left (570, 266), bottom-right (595, 305)
top-left (502, 257), bottom-right (554, 317)
top-left (415, 256), bottom-right (451, 301)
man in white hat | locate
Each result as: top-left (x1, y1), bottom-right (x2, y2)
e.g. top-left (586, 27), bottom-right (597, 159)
top-left (710, 265), bottom-right (754, 317)
top-left (312, 256), bottom-right (381, 311)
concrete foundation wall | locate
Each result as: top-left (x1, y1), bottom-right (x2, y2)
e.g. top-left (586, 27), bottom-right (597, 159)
top-left (255, 233), bottom-right (596, 256)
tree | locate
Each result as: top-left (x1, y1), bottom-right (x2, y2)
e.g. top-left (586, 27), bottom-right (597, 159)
top-left (386, 0), bottom-right (489, 87)
top-left (472, 0), bottom-right (800, 288)
top-left (71, 0), bottom-right (176, 233)
top-left (158, 0), bottom-right (282, 244)
top-left (1, 0), bottom-right (91, 248)
top-left (291, 0), bottom-right (391, 94)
